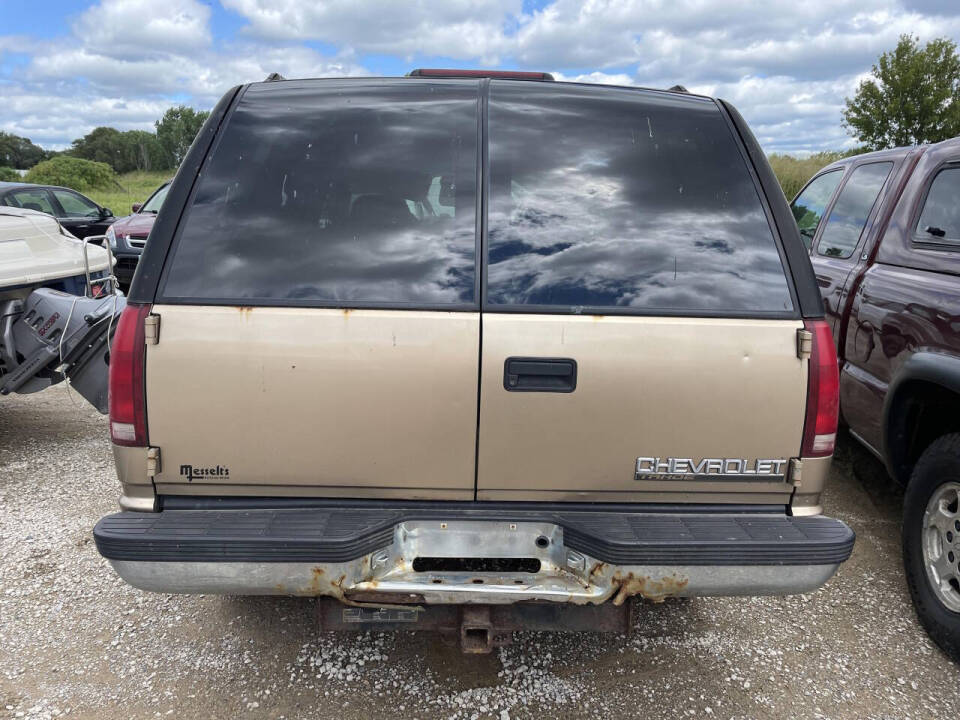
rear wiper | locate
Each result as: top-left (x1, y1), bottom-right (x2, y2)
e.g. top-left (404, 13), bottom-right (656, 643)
top-left (924, 225), bottom-right (946, 238)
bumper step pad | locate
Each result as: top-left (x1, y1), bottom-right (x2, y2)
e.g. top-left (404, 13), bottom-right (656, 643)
top-left (94, 506), bottom-right (854, 566)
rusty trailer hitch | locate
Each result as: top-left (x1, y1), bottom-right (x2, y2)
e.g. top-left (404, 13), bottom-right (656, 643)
top-left (316, 597), bottom-right (633, 654)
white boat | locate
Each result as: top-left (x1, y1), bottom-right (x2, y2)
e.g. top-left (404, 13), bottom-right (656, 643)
top-left (0, 207), bottom-right (126, 412)
top-left (0, 207), bottom-right (112, 291)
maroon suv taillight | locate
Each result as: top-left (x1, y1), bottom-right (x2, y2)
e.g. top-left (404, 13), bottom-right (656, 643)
top-left (109, 303), bottom-right (151, 446)
top-left (801, 319), bottom-right (839, 457)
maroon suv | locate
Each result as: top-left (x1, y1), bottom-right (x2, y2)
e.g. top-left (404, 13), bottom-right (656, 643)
top-left (105, 181), bottom-right (170, 288)
top-left (791, 136), bottom-right (960, 663)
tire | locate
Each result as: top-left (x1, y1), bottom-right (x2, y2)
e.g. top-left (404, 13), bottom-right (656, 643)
top-left (903, 433), bottom-right (960, 664)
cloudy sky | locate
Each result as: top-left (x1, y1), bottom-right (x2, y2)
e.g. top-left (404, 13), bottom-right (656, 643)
top-left (2, 0), bottom-right (959, 153)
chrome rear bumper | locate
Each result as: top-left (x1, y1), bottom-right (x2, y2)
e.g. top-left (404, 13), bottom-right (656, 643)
top-left (99, 516), bottom-right (850, 604)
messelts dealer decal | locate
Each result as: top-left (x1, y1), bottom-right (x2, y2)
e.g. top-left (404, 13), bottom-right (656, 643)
top-left (179, 464), bottom-right (230, 482)
top-left (635, 457), bottom-right (787, 481)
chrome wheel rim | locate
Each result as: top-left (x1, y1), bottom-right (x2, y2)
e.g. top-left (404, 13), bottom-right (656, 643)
top-left (922, 481), bottom-right (960, 613)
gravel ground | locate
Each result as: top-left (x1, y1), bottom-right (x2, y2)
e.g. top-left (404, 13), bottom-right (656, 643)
top-left (2, 388), bottom-right (960, 720)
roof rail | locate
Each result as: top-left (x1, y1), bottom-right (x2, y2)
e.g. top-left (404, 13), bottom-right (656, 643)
top-left (407, 69), bottom-right (554, 81)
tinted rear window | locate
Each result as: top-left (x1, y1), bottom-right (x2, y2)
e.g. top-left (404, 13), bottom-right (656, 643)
top-left (485, 82), bottom-right (793, 314)
top-left (161, 81), bottom-right (479, 305)
top-left (816, 162), bottom-right (892, 259)
top-left (915, 166), bottom-right (960, 246)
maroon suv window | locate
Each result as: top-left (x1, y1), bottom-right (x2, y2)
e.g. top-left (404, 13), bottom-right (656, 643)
top-left (915, 166), bottom-right (960, 246)
top-left (816, 162), bottom-right (892, 259)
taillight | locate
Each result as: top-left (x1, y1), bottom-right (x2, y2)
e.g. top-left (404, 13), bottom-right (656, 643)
top-left (801, 319), bottom-right (839, 457)
top-left (109, 304), bottom-right (151, 446)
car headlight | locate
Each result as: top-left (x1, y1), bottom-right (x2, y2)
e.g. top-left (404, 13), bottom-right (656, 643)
top-left (105, 225), bottom-right (117, 249)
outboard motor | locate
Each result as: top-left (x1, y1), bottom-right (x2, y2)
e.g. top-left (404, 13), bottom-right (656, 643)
top-left (0, 288), bottom-right (126, 412)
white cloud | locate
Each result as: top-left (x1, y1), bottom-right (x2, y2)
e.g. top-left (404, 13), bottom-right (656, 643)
top-left (213, 0), bottom-right (960, 153)
top-left (221, 0), bottom-right (960, 80)
top-left (73, 0), bottom-right (212, 57)
top-left (1, 0), bottom-right (960, 151)
top-left (0, 0), bottom-right (370, 148)
top-left (551, 70), bottom-right (635, 86)
top-left (26, 44), bottom-right (366, 101)
top-left (0, 91), bottom-right (173, 149)
top-left (689, 75), bottom-right (862, 153)
top-left (221, 0), bottom-right (520, 61)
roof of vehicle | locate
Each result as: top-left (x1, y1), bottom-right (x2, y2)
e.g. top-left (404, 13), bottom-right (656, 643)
top-left (245, 73), bottom-right (713, 102)
top-left (929, 134), bottom-right (960, 154)
top-left (0, 206), bottom-right (111, 288)
top-left (818, 136), bottom-right (960, 175)
top-left (407, 68), bottom-right (557, 81)
top-left (824, 147), bottom-right (914, 171)
top-left (0, 180), bottom-right (95, 194)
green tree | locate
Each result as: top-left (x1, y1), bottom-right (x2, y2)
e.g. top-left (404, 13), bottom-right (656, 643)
top-left (843, 35), bottom-right (960, 149)
top-left (69, 127), bottom-right (125, 169)
top-left (24, 156), bottom-right (116, 192)
top-left (122, 130), bottom-right (169, 172)
top-left (0, 132), bottom-right (47, 169)
top-left (69, 127), bottom-right (170, 173)
top-left (0, 166), bottom-right (20, 182)
top-left (155, 106), bottom-right (209, 167)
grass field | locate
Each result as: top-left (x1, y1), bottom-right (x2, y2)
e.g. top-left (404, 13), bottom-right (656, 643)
top-left (85, 170), bottom-right (172, 217)
top-left (767, 150), bottom-right (866, 200)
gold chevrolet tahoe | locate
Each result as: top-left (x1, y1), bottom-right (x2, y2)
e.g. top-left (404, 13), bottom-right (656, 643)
top-left (94, 70), bottom-right (854, 653)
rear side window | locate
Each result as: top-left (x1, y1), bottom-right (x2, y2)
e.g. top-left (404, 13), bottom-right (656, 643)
top-left (7, 189), bottom-right (56, 215)
top-left (915, 166), bottom-right (960, 246)
top-left (791, 170), bottom-right (843, 250)
top-left (485, 82), bottom-right (793, 314)
top-left (161, 81), bottom-right (479, 305)
top-left (816, 162), bottom-right (892, 259)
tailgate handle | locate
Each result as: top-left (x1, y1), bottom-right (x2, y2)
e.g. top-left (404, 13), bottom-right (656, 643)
top-left (503, 357), bottom-right (577, 393)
